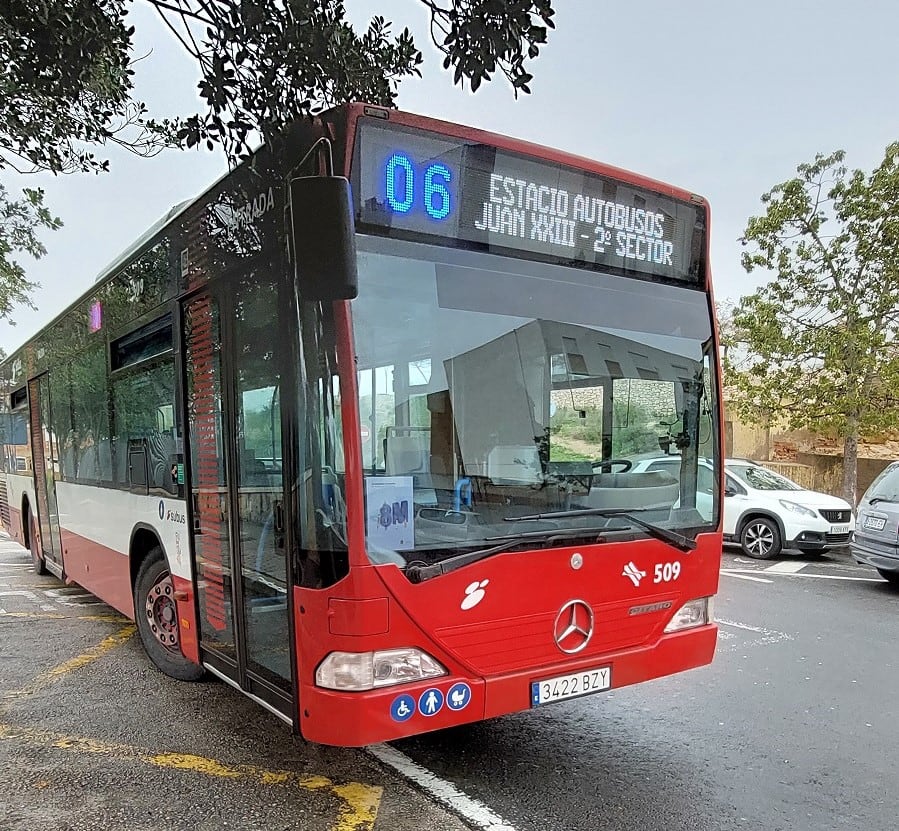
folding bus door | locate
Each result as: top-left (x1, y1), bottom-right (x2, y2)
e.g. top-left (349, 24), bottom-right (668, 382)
top-left (182, 270), bottom-right (293, 720)
top-left (27, 375), bottom-right (64, 576)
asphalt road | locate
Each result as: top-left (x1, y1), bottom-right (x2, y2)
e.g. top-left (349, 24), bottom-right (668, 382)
top-left (395, 547), bottom-right (899, 831)
top-left (2, 535), bottom-right (897, 831)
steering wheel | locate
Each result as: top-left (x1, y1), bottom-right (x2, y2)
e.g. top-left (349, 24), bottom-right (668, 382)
top-left (591, 458), bottom-right (633, 473)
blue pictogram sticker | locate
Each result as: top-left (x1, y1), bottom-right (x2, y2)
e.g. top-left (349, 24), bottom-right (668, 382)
top-left (390, 694), bottom-right (415, 722)
top-left (446, 682), bottom-right (472, 711)
top-left (418, 687), bottom-right (444, 717)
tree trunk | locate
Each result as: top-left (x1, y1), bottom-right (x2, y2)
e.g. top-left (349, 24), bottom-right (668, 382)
top-left (842, 428), bottom-right (859, 506)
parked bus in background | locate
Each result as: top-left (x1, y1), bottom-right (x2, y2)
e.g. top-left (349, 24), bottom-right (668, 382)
top-left (0, 104), bottom-right (721, 746)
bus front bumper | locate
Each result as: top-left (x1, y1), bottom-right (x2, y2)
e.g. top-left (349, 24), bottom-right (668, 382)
top-left (298, 623), bottom-right (718, 746)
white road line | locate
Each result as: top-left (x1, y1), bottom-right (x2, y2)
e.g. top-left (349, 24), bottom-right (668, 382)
top-left (368, 743), bottom-right (518, 831)
top-left (717, 619), bottom-right (793, 641)
top-left (720, 569), bottom-right (773, 584)
top-left (722, 568), bottom-right (883, 584)
top-left (763, 561), bottom-right (808, 574)
top-left (770, 572), bottom-right (885, 583)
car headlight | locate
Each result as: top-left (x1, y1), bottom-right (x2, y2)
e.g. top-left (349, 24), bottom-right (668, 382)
top-left (316, 648), bottom-right (447, 691)
top-left (778, 500), bottom-right (818, 519)
top-left (664, 597), bottom-right (713, 633)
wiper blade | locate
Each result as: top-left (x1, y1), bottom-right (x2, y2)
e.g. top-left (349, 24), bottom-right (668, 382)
top-left (869, 496), bottom-right (899, 506)
top-left (505, 507), bottom-right (696, 553)
top-left (405, 526), bottom-right (610, 584)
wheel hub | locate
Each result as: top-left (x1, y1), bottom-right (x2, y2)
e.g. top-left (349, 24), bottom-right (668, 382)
top-left (746, 523), bottom-right (774, 555)
top-left (145, 572), bottom-right (179, 651)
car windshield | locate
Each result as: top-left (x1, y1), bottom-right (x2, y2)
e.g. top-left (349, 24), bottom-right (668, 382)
top-left (349, 235), bottom-right (719, 566)
top-left (729, 464), bottom-right (802, 492)
top-left (864, 464), bottom-right (899, 503)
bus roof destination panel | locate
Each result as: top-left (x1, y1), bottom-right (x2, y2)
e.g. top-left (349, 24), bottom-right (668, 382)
top-left (352, 119), bottom-right (705, 285)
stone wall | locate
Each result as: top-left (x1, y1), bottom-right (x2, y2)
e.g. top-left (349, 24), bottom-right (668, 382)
top-left (551, 380), bottom-right (676, 418)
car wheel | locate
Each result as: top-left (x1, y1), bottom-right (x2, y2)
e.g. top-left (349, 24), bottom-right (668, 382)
top-left (134, 547), bottom-right (205, 681)
top-left (740, 517), bottom-right (782, 560)
top-left (876, 569), bottom-right (899, 586)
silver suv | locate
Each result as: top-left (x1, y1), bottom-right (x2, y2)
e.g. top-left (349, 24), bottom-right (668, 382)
top-left (852, 462), bottom-right (899, 586)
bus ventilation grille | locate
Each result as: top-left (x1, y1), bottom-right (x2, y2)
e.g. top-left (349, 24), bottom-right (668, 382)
top-left (0, 480), bottom-right (9, 526)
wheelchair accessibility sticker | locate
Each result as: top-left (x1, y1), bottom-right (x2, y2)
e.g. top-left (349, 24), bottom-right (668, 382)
top-left (390, 694), bottom-right (416, 722)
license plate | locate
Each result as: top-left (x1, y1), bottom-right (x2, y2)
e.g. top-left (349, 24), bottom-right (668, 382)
top-left (864, 516), bottom-right (886, 531)
top-left (530, 666), bottom-right (611, 707)
top-left (830, 524), bottom-right (850, 534)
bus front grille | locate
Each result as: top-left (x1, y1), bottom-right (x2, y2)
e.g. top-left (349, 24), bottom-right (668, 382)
top-left (433, 597), bottom-right (672, 675)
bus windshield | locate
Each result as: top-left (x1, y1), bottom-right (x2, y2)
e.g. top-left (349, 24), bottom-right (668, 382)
top-left (350, 235), bottom-right (718, 568)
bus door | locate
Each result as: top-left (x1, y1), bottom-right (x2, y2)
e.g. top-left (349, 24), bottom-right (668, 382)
top-left (26, 375), bottom-right (63, 576)
top-left (182, 272), bottom-right (294, 720)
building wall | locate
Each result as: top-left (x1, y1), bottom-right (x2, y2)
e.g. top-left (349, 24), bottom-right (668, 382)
top-left (724, 400), bottom-right (897, 502)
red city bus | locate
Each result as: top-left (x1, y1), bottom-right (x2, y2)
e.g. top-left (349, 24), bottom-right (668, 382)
top-left (0, 104), bottom-right (721, 746)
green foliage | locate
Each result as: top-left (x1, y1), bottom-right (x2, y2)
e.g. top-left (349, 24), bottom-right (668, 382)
top-left (550, 398), bottom-right (674, 460)
top-left (546, 443), bottom-right (590, 462)
top-left (0, 0), bottom-right (172, 175)
top-left (156, 0), bottom-right (556, 160)
top-left (728, 145), bottom-right (899, 498)
top-left (0, 185), bottom-right (62, 323)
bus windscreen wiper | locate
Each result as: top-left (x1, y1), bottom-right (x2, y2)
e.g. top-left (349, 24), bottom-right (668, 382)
top-left (504, 508), bottom-right (696, 553)
top-left (405, 526), bottom-right (611, 584)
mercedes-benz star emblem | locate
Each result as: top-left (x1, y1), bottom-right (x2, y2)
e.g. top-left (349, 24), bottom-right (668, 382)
top-left (553, 599), bottom-right (595, 654)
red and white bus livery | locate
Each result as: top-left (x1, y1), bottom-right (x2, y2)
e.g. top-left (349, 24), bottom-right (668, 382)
top-left (0, 104), bottom-right (721, 746)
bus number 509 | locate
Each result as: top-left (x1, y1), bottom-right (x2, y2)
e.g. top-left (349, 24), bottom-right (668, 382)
top-left (654, 561), bottom-right (681, 583)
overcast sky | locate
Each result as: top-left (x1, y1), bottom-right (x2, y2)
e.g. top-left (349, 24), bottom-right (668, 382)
top-left (3, 0), bottom-right (899, 353)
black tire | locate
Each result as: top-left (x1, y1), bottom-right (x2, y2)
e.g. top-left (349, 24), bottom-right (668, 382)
top-left (740, 516), bottom-right (782, 560)
top-left (876, 569), bottom-right (899, 586)
top-left (134, 547), bottom-right (205, 681)
top-left (27, 509), bottom-right (47, 576)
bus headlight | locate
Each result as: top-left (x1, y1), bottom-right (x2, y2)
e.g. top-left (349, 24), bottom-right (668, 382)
top-left (316, 648), bottom-right (447, 691)
top-left (663, 597), bottom-right (713, 633)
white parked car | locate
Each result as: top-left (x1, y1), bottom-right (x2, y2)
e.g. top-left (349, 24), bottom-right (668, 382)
top-left (629, 457), bottom-right (855, 559)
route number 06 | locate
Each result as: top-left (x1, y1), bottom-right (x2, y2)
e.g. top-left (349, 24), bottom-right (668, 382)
top-left (654, 561), bottom-right (681, 583)
top-left (385, 154), bottom-right (452, 220)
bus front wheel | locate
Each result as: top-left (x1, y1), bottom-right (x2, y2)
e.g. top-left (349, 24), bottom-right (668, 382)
top-left (134, 547), bottom-right (205, 681)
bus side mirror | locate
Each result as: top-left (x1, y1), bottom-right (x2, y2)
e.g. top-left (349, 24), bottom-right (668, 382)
top-left (289, 175), bottom-right (358, 301)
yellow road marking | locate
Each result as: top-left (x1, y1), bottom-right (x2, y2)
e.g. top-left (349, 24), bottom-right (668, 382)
top-left (0, 612), bottom-right (128, 622)
top-left (331, 782), bottom-right (383, 831)
top-left (0, 723), bottom-right (382, 830)
top-left (1, 625), bottom-right (135, 713)
top-left (42, 626), bottom-right (136, 682)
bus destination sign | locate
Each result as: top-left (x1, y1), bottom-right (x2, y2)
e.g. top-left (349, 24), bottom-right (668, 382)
top-left (352, 119), bottom-right (705, 283)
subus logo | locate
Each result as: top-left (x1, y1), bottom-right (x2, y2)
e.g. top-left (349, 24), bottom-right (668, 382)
top-left (623, 561), bottom-right (646, 587)
top-left (461, 579), bottom-right (489, 610)
top-left (159, 501), bottom-right (186, 524)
